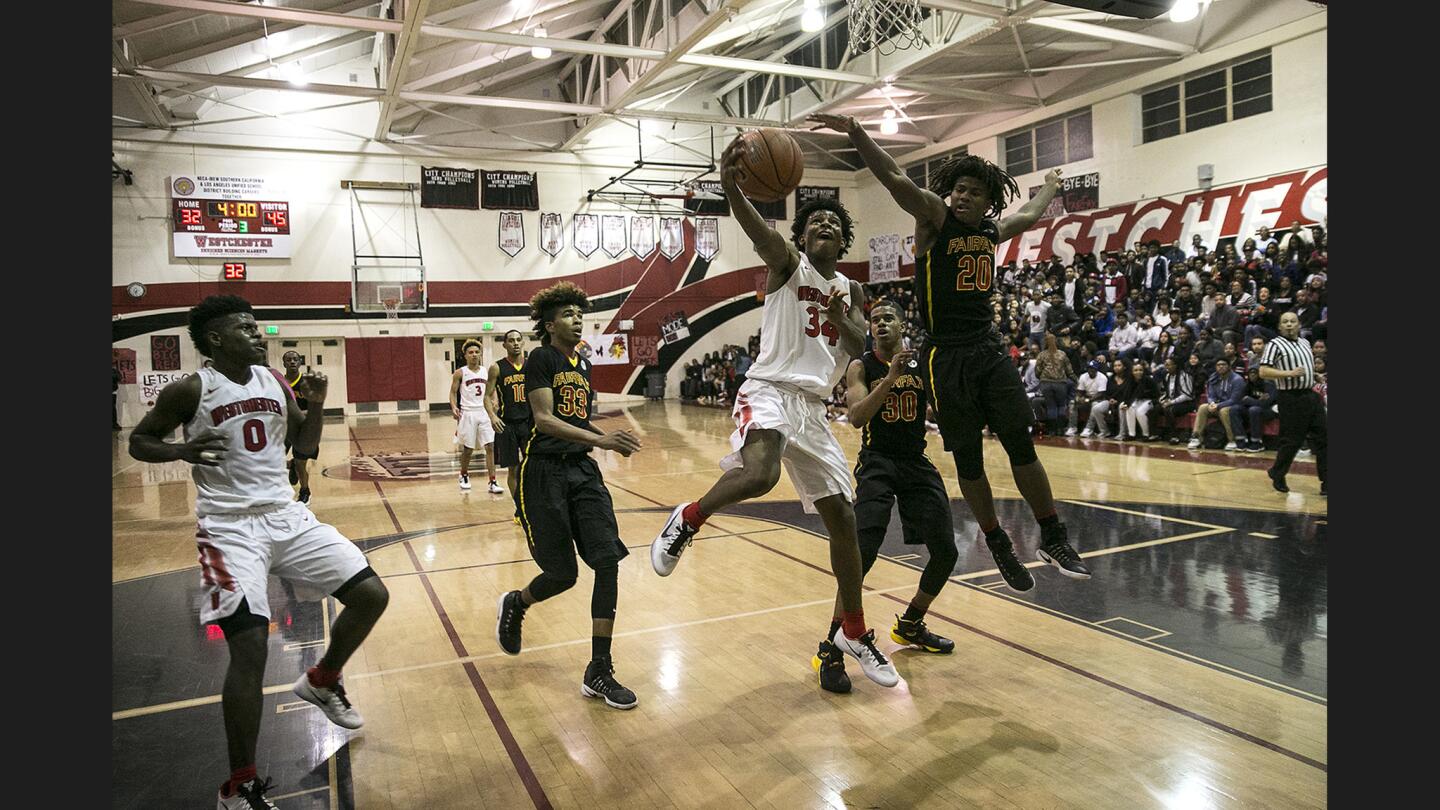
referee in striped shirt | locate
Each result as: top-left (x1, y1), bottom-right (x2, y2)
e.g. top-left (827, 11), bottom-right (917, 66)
top-left (1258, 311), bottom-right (1327, 495)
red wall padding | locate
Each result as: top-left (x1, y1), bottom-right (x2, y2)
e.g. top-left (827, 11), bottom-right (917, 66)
top-left (346, 337), bottom-right (425, 403)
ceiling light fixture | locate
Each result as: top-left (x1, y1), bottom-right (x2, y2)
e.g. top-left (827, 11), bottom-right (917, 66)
top-left (802, 0), bottom-right (825, 33)
top-left (879, 109), bottom-right (898, 135)
top-left (531, 27), bottom-right (552, 59)
top-left (280, 62), bottom-right (308, 87)
top-left (1168, 0), bottom-right (1200, 23)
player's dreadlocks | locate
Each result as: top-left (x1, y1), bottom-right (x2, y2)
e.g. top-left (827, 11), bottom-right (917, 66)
top-left (187, 294), bottom-right (254, 357)
top-left (791, 198), bottom-right (856, 259)
top-left (927, 154), bottom-right (1019, 220)
top-left (529, 281), bottom-right (590, 344)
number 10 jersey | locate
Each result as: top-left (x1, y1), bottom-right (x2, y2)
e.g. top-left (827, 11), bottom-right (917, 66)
top-left (914, 212), bottom-right (1000, 347)
top-left (745, 253), bottom-right (852, 399)
top-left (184, 365), bottom-right (293, 517)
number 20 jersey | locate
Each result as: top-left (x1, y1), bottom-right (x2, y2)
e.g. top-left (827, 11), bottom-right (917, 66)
top-left (184, 365), bottom-right (293, 517)
top-left (745, 253), bottom-right (852, 398)
top-left (914, 212), bottom-right (1000, 347)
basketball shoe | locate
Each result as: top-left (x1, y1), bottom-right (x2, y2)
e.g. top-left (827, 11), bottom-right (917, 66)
top-left (1037, 522), bottom-right (1092, 579)
top-left (830, 627), bottom-right (899, 687)
top-left (459, 473), bottom-right (471, 491)
top-left (651, 503), bottom-right (699, 576)
top-left (984, 528), bottom-right (1035, 592)
top-left (292, 672), bottom-right (363, 729)
top-left (891, 615), bottom-right (954, 654)
top-left (811, 639), bottom-right (851, 693)
top-left (487, 480), bottom-right (504, 494)
top-left (496, 590), bottom-right (526, 655)
top-left (581, 656), bottom-right (638, 709)
top-left (217, 777), bottom-right (278, 809)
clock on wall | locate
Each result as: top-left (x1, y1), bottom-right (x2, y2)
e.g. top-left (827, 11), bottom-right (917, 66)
top-left (126, 282), bottom-right (147, 299)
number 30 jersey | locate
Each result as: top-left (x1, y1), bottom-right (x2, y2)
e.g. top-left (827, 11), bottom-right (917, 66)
top-left (745, 253), bottom-right (853, 398)
top-left (184, 365), bottom-right (293, 517)
top-left (858, 350), bottom-right (928, 458)
top-left (914, 212), bottom-right (1000, 347)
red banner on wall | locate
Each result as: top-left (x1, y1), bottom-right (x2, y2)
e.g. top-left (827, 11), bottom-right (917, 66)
top-left (997, 166), bottom-right (1326, 266)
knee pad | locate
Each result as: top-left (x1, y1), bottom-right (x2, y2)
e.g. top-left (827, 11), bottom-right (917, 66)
top-left (997, 426), bottom-right (1037, 467)
top-left (950, 442), bottom-right (985, 481)
top-left (590, 563), bottom-right (619, 620)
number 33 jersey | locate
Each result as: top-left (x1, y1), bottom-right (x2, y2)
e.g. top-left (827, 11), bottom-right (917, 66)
top-left (914, 212), bottom-right (1000, 347)
top-left (184, 365), bottom-right (294, 516)
top-left (523, 344), bottom-right (596, 456)
top-left (746, 253), bottom-right (853, 399)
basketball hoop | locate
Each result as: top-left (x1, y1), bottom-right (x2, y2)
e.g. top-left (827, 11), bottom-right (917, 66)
top-left (848, 0), bottom-right (926, 56)
top-left (382, 298), bottom-right (400, 320)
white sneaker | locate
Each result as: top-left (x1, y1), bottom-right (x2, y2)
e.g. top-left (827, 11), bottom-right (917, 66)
top-left (830, 626), bottom-right (899, 687)
top-left (292, 672), bottom-right (364, 729)
top-left (651, 503), bottom-right (698, 576)
top-left (1187, 438), bottom-right (1201, 449)
top-left (1080, 429), bottom-right (1093, 438)
top-left (459, 473), bottom-right (471, 490)
top-left (218, 778), bottom-right (279, 809)
top-left (1296, 448), bottom-right (1313, 458)
top-left (1065, 427), bottom-right (1078, 436)
top-left (487, 481), bottom-right (504, 494)
top-left (1224, 441), bottom-right (1239, 451)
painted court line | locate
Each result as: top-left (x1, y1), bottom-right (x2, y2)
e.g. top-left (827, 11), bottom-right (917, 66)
top-left (1250, 532), bottom-right (1278, 539)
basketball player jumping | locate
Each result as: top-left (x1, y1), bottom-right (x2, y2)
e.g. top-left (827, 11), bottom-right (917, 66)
top-left (494, 282), bottom-right (645, 709)
top-left (487, 329), bottom-right (531, 521)
top-left (813, 298), bottom-right (961, 692)
top-left (650, 134), bottom-right (900, 689)
top-left (811, 113), bottom-right (1090, 591)
top-left (450, 339), bottom-right (505, 494)
top-left (129, 295), bottom-right (389, 810)
top-left (280, 350), bottom-right (316, 505)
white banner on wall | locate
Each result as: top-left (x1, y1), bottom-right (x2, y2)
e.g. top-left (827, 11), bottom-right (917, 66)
top-left (601, 215), bottom-right (627, 258)
top-left (868, 233), bottom-right (901, 282)
top-left (695, 217), bottom-right (720, 260)
top-left (540, 212), bottom-right (563, 257)
top-left (631, 216), bottom-right (656, 259)
top-left (659, 217), bottom-right (683, 260)
top-left (499, 211), bottom-right (525, 257)
top-left (579, 333), bottom-right (630, 365)
top-left (574, 214), bottom-right (599, 258)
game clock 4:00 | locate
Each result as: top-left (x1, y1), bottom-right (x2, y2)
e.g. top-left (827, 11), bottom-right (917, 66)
top-left (173, 199), bottom-right (291, 235)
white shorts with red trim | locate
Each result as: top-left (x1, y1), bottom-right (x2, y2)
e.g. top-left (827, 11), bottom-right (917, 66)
top-left (194, 500), bottom-right (369, 625)
top-left (457, 409), bottom-right (496, 450)
top-left (723, 377), bottom-right (854, 514)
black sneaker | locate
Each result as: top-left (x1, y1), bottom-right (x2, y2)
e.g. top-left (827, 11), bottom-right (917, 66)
top-left (218, 777), bottom-right (279, 809)
top-left (1268, 467), bottom-right (1289, 493)
top-left (581, 656), bottom-right (637, 709)
top-left (811, 639), bottom-right (852, 693)
top-left (495, 590), bottom-right (526, 655)
top-left (297, 487), bottom-right (311, 505)
top-left (288, 459), bottom-right (298, 485)
top-left (891, 615), bottom-right (954, 654)
top-left (1037, 523), bottom-right (1092, 579)
top-left (984, 529), bottom-right (1035, 592)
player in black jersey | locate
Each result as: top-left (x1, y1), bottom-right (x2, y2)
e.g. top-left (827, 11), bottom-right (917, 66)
top-left (280, 350), bottom-right (317, 504)
top-left (812, 299), bottom-right (960, 693)
top-left (487, 329), bottom-right (530, 521)
top-left (812, 113), bottom-right (1090, 591)
top-left (493, 282), bottom-right (645, 710)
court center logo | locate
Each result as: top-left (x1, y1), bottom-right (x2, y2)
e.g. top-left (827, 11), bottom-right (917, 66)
top-left (172, 176), bottom-right (196, 196)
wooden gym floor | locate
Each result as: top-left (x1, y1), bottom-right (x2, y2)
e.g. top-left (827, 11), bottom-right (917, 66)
top-left (112, 401), bottom-right (1326, 809)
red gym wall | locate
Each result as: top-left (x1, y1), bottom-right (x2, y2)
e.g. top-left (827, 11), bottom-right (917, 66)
top-left (345, 337), bottom-right (425, 403)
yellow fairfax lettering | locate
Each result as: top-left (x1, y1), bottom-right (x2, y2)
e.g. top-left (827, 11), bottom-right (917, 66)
top-left (946, 236), bottom-right (994, 254)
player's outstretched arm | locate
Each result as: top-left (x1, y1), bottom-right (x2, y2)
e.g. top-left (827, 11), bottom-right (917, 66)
top-left (129, 375), bottom-right (226, 466)
top-left (999, 168), bottom-right (1062, 242)
top-left (529, 387), bottom-right (642, 456)
top-left (809, 114), bottom-right (946, 230)
top-left (288, 372), bottom-right (328, 456)
top-left (485, 362), bottom-right (504, 431)
top-left (720, 135), bottom-right (800, 290)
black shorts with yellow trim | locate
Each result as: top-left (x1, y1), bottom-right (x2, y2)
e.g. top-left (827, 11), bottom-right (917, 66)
top-left (853, 450), bottom-right (954, 567)
top-left (918, 332), bottom-right (1032, 450)
top-left (493, 417), bottom-right (531, 468)
top-left (516, 452), bottom-right (627, 578)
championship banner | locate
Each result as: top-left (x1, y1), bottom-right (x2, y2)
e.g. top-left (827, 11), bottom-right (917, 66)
top-left (683, 181), bottom-right (731, 216)
top-left (868, 233), bottom-right (901, 282)
top-left (539, 213), bottom-right (563, 257)
top-left (660, 310), bottom-right (690, 344)
top-left (753, 197), bottom-right (786, 221)
top-left (421, 166), bottom-right (479, 209)
top-left (796, 185), bottom-right (839, 208)
top-left (573, 214), bottom-right (600, 258)
top-left (659, 217), bottom-right (684, 260)
top-left (170, 174), bottom-right (291, 258)
top-left (997, 166), bottom-right (1327, 267)
top-left (481, 170), bottom-right (539, 210)
top-left (601, 215), bottom-right (627, 258)
top-left (631, 215), bottom-right (656, 259)
top-left (498, 211), bottom-right (525, 257)
top-left (579, 332), bottom-right (630, 365)
top-left (1027, 171), bottom-right (1101, 219)
top-left (151, 334), bottom-right (182, 371)
top-left (630, 335), bottom-right (660, 366)
top-left (695, 217), bottom-right (720, 260)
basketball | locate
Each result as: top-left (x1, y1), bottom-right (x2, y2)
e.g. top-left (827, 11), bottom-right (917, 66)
top-left (734, 128), bottom-right (805, 203)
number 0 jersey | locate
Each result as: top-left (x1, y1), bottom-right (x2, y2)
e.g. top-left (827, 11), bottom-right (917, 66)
top-left (523, 344), bottom-right (596, 456)
top-left (914, 212), bottom-right (1001, 346)
top-left (745, 253), bottom-right (853, 398)
top-left (858, 350), bottom-right (928, 458)
top-left (184, 365), bottom-right (293, 517)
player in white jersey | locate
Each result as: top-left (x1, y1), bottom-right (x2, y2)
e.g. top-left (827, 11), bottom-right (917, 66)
top-left (129, 296), bottom-right (390, 810)
top-left (449, 339), bottom-right (504, 493)
top-left (649, 135), bottom-right (899, 690)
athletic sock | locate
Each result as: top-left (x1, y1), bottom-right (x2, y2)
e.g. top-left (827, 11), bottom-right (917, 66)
top-left (592, 635), bottom-right (612, 660)
top-left (979, 519), bottom-right (1000, 535)
top-left (982, 524), bottom-right (1006, 544)
top-left (224, 765), bottom-right (257, 795)
top-left (681, 501), bottom-right (709, 529)
top-left (1036, 511), bottom-right (1061, 532)
top-left (901, 604), bottom-right (926, 624)
top-left (828, 617), bottom-right (842, 641)
top-left (307, 664), bottom-right (341, 688)
top-left (841, 610), bottom-right (866, 640)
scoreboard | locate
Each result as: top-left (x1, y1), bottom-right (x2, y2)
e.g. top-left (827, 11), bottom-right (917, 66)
top-left (169, 175), bottom-right (292, 258)
top-left (173, 199), bottom-right (291, 235)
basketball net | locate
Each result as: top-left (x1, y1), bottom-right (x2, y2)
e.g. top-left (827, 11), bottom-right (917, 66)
top-left (848, 0), bottom-right (926, 56)
top-left (382, 298), bottom-right (400, 320)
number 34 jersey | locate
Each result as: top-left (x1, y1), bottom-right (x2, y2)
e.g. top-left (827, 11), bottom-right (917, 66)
top-left (745, 253), bottom-right (853, 399)
top-left (184, 365), bottom-right (294, 517)
top-left (914, 212), bottom-right (1000, 347)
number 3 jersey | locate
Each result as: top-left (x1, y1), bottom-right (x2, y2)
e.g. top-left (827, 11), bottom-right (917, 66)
top-left (858, 351), bottom-right (928, 457)
top-left (523, 344), bottom-right (596, 455)
top-left (914, 212), bottom-right (1000, 347)
top-left (184, 365), bottom-right (294, 516)
top-left (745, 253), bottom-right (853, 398)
